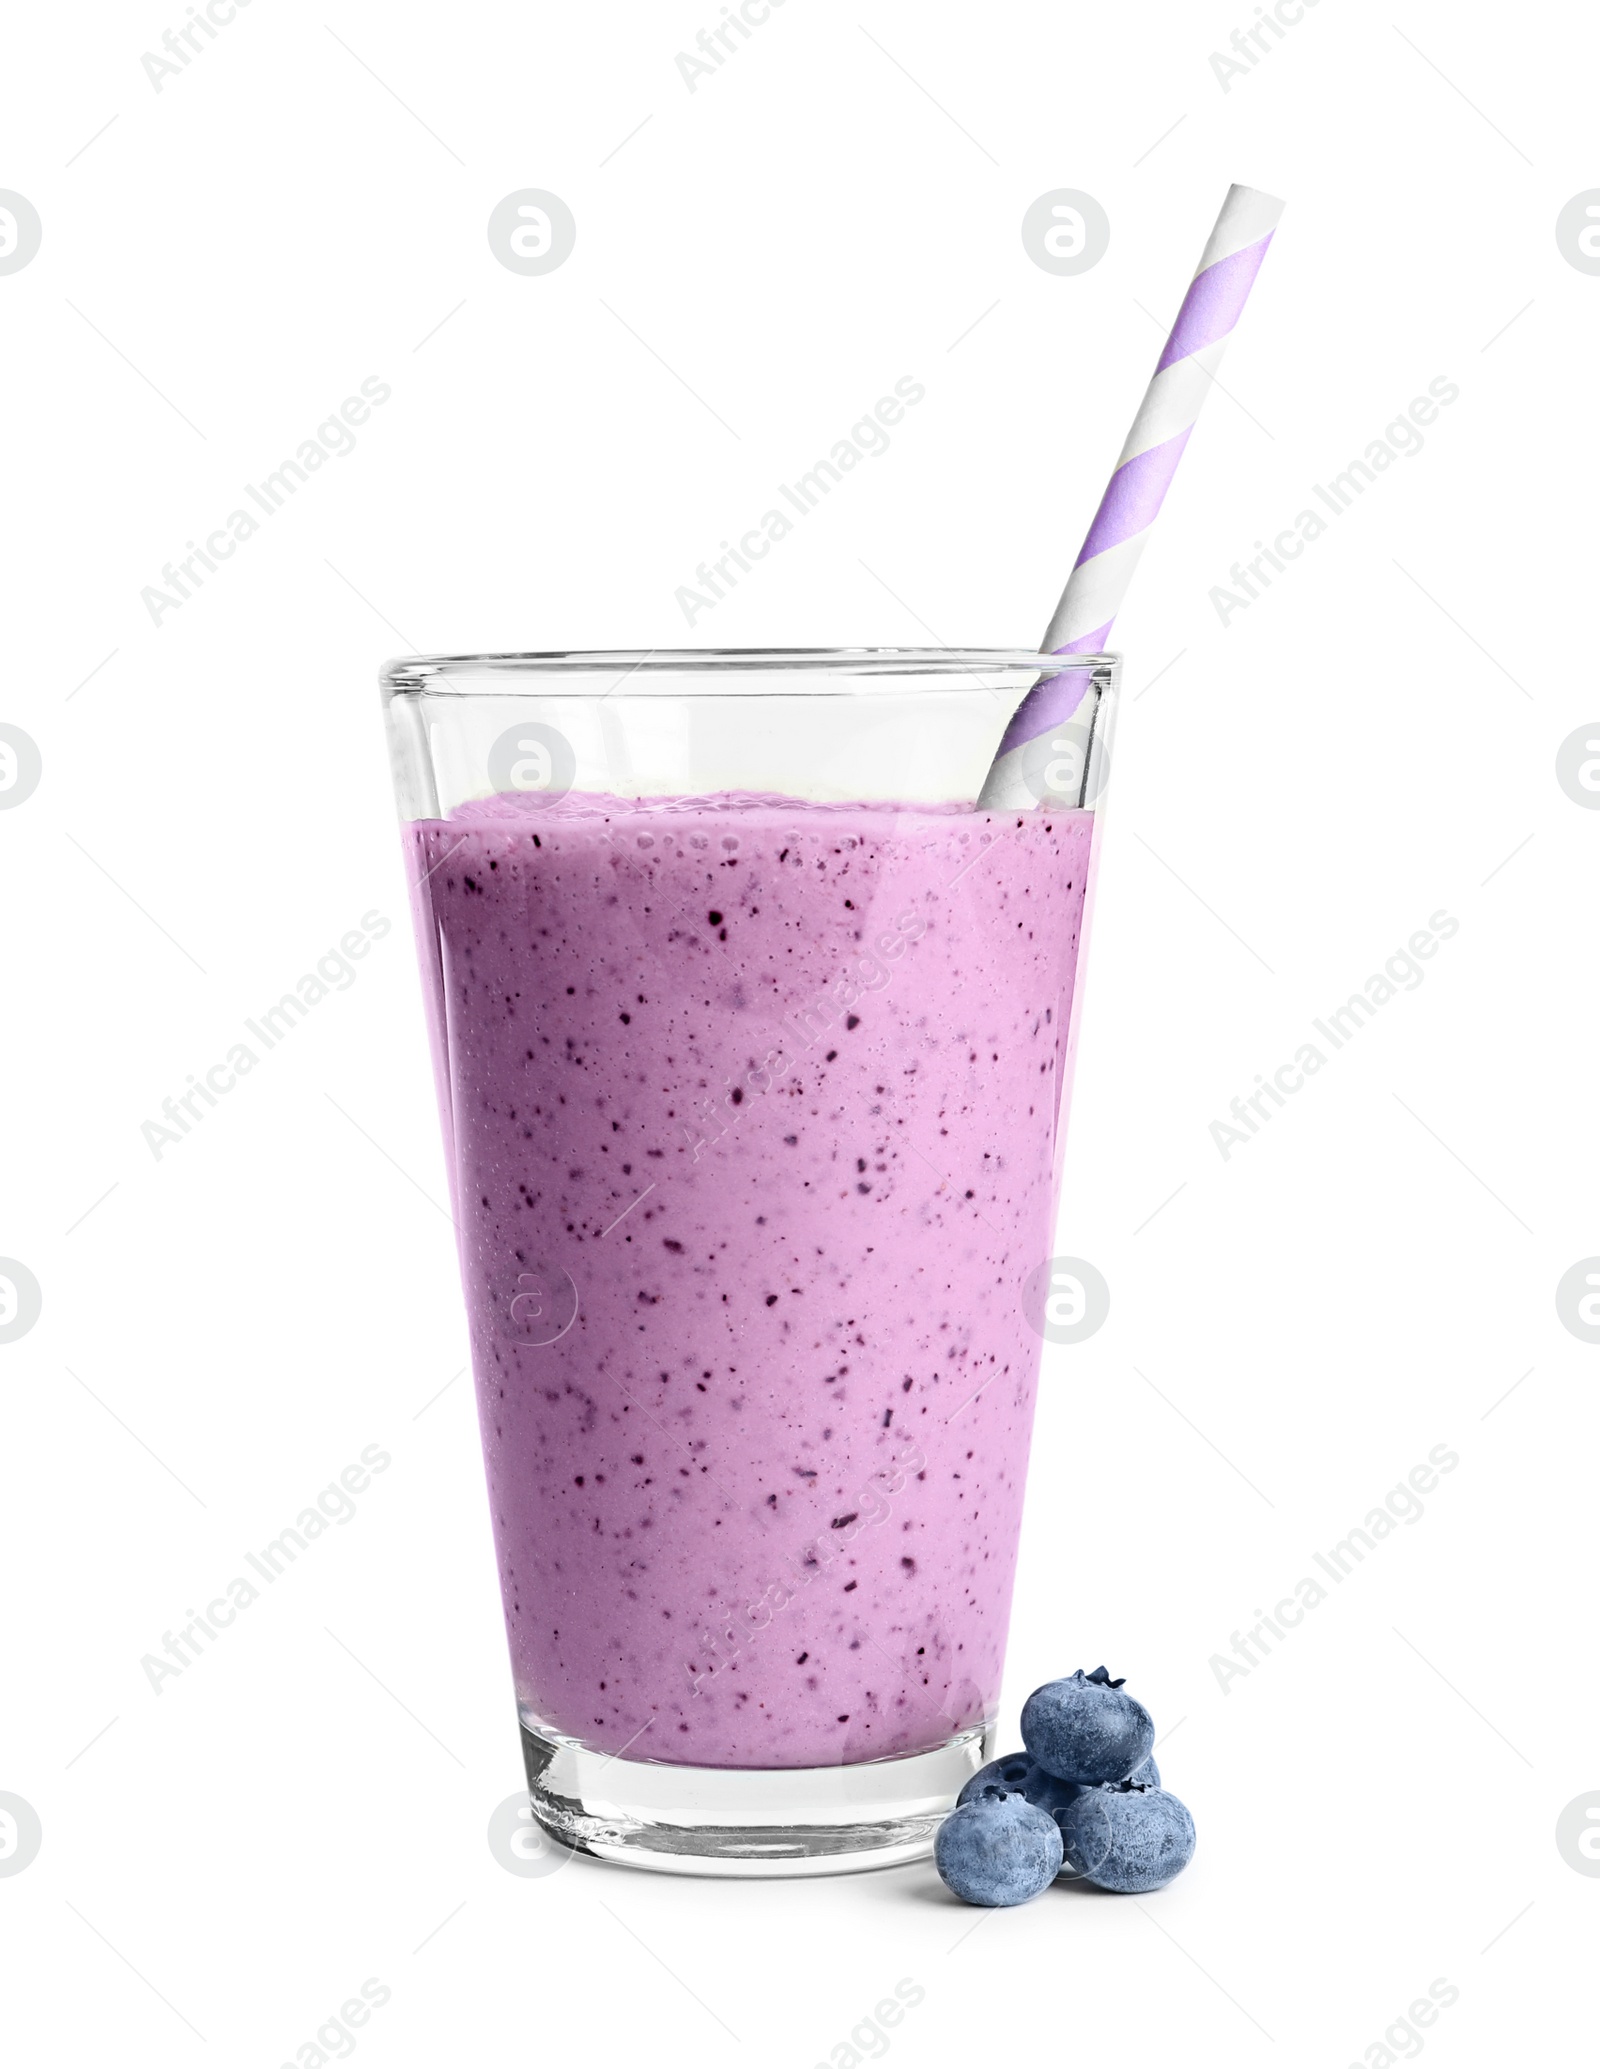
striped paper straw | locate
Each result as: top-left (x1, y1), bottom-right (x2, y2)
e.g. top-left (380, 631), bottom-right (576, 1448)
top-left (978, 183), bottom-right (1284, 810)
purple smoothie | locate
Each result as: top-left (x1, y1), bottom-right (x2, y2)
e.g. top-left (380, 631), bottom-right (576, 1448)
top-left (405, 793), bottom-right (1095, 1769)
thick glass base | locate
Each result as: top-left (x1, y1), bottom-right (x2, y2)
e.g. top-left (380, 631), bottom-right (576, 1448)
top-left (520, 1713), bottom-right (992, 1878)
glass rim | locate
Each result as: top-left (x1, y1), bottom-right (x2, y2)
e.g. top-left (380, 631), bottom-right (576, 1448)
top-left (381, 646), bottom-right (1117, 694)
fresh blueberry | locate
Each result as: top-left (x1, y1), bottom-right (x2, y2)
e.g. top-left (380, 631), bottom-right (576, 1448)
top-left (1021, 1666), bottom-right (1155, 1786)
top-left (955, 1745), bottom-right (1163, 1886)
top-left (957, 1752), bottom-right (1087, 1877)
top-left (1057, 1782), bottom-right (1196, 1893)
top-left (934, 1791), bottom-right (1064, 1907)
top-left (958, 1751), bottom-right (1079, 1817)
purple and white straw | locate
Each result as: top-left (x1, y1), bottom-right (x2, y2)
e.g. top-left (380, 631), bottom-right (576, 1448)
top-left (979, 183), bottom-right (1285, 809)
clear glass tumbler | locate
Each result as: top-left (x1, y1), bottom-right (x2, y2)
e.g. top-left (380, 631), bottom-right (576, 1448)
top-left (381, 648), bottom-right (1117, 1875)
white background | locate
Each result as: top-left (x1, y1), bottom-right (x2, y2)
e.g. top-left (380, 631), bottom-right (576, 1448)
top-left (4, 1), bottom-right (1596, 2063)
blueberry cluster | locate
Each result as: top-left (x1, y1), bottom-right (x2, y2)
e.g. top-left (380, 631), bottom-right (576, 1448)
top-left (934, 1667), bottom-right (1195, 1906)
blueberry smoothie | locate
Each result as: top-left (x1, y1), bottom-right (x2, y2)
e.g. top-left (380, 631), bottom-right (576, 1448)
top-left (405, 793), bottom-right (1095, 1769)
